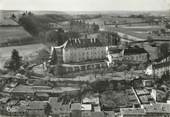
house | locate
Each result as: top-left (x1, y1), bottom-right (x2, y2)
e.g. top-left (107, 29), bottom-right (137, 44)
top-left (135, 89), bottom-right (154, 104)
top-left (10, 85), bottom-right (35, 99)
top-left (26, 101), bottom-right (47, 117)
top-left (142, 80), bottom-right (153, 87)
top-left (104, 111), bottom-right (115, 117)
top-left (48, 23), bottom-right (63, 29)
top-left (81, 104), bottom-right (92, 117)
top-left (145, 65), bottom-right (154, 76)
top-left (35, 92), bottom-right (49, 101)
top-left (106, 47), bottom-right (122, 66)
top-left (120, 108), bottom-right (145, 117)
top-left (153, 61), bottom-right (170, 77)
top-left (141, 103), bottom-right (170, 117)
top-left (151, 89), bottom-right (166, 102)
top-left (120, 103), bottom-right (170, 117)
top-left (146, 54), bottom-right (170, 77)
top-left (121, 46), bottom-right (148, 63)
top-left (82, 93), bottom-right (100, 105)
top-left (49, 97), bottom-right (70, 117)
top-left (71, 103), bottom-right (81, 117)
top-left (82, 93), bottom-right (101, 112)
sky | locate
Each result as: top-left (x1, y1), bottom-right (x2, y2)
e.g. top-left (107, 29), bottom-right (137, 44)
top-left (0, 0), bottom-right (170, 11)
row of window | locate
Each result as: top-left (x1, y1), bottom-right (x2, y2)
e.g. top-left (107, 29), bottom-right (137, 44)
top-left (65, 51), bottom-right (106, 62)
top-left (125, 55), bottom-right (147, 61)
top-left (64, 63), bottom-right (107, 73)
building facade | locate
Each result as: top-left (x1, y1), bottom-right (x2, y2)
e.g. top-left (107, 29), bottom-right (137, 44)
top-left (145, 55), bottom-right (170, 77)
top-left (106, 47), bottom-right (122, 66)
top-left (50, 38), bottom-right (107, 64)
top-left (120, 103), bottom-right (170, 117)
top-left (121, 47), bottom-right (148, 63)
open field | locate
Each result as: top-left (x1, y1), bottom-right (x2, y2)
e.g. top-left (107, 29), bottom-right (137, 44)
top-left (0, 26), bottom-right (32, 43)
top-left (0, 44), bottom-right (47, 69)
top-left (0, 17), bottom-right (18, 26)
top-left (86, 16), bottom-right (145, 25)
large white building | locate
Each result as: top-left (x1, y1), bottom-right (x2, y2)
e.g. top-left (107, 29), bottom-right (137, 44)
top-left (50, 38), bottom-right (107, 64)
top-left (49, 38), bottom-right (108, 75)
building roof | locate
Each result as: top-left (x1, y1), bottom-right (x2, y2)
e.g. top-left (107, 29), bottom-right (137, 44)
top-left (109, 48), bottom-right (122, 54)
top-left (11, 85), bottom-right (34, 93)
top-left (153, 61), bottom-right (170, 69)
top-left (104, 111), bottom-right (115, 117)
top-left (27, 101), bottom-right (47, 110)
top-left (91, 112), bottom-right (105, 117)
top-left (123, 47), bottom-right (148, 55)
top-left (120, 108), bottom-right (145, 115)
top-left (135, 89), bottom-right (150, 96)
top-left (81, 104), bottom-right (92, 111)
top-left (82, 96), bottom-right (100, 105)
top-left (94, 106), bottom-right (101, 112)
top-left (142, 103), bottom-right (170, 114)
top-left (65, 38), bottom-right (103, 48)
top-left (36, 92), bottom-right (49, 97)
top-left (71, 103), bottom-right (81, 111)
top-left (0, 97), bottom-right (10, 104)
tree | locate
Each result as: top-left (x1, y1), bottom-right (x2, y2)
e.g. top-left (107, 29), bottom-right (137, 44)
top-left (4, 49), bottom-right (22, 71)
top-left (45, 28), bottom-right (68, 46)
top-left (45, 103), bottom-right (51, 116)
top-left (159, 43), bottom-right (169, 58)
top-left (92, 23), bottom-right (99, 33)
top-left (11, 14), bottom-right (16, 19)
top-left (19, 16), bottom-right (39, 36)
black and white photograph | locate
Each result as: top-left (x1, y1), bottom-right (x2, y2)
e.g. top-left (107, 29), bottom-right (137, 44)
top-left (0, 0), bottom-right (170, 116)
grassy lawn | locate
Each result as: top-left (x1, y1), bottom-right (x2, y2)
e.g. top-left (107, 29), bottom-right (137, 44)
top-left (0, 26), bottom-right (32, 43)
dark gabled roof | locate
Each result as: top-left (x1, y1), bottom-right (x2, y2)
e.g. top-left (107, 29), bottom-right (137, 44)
top-left (124, 47), bottom-right (148, 55)
top-left (109, 48), bottom-right (122, 54)
top-left (65, 38), bottom-right (103, 48)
